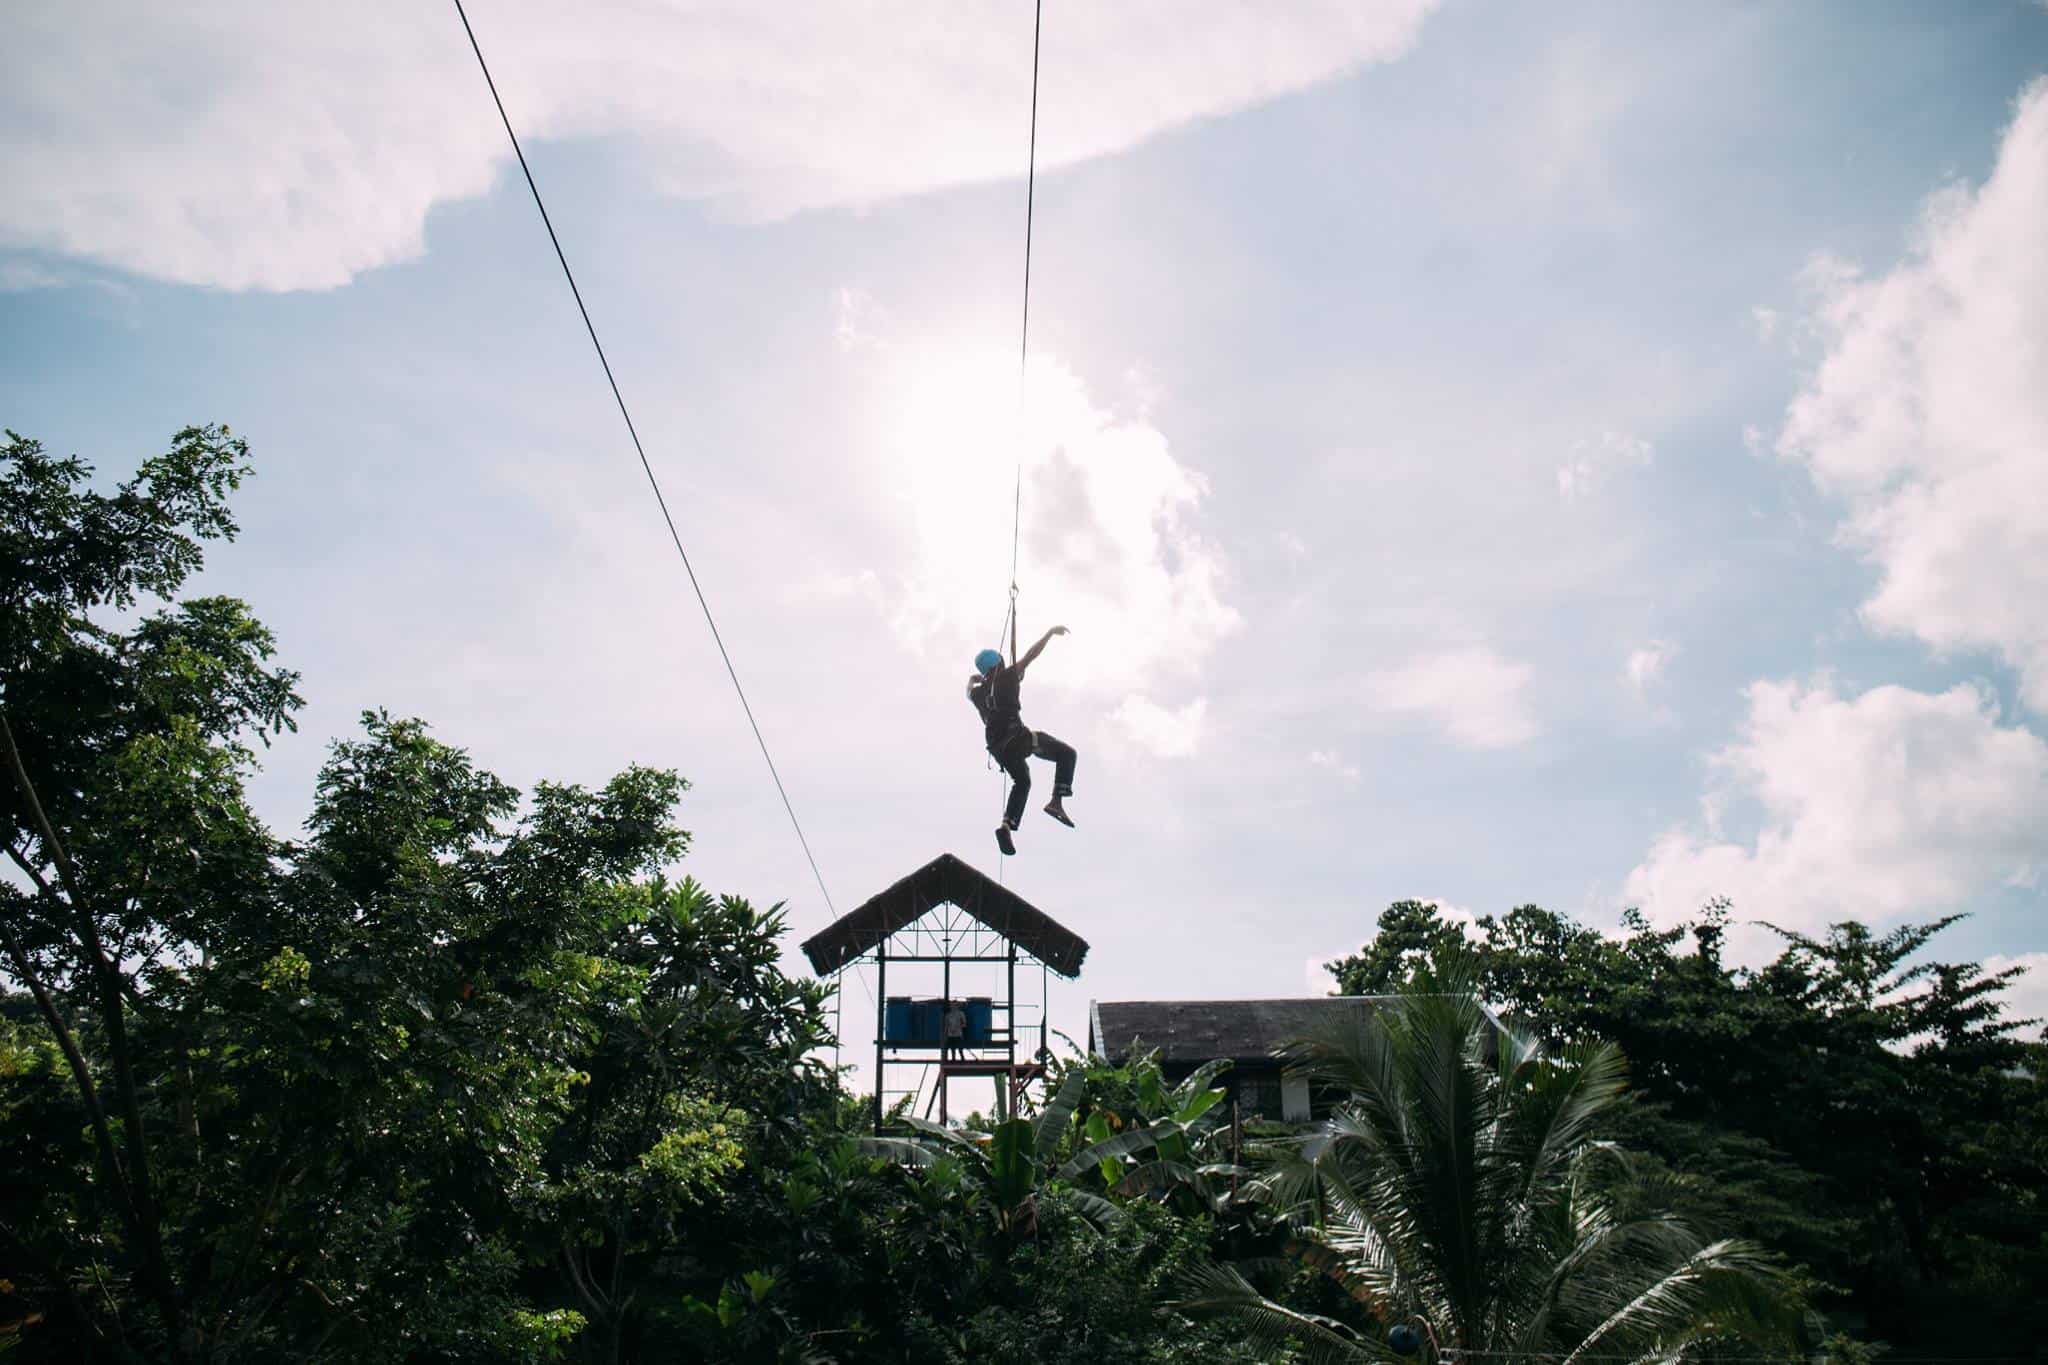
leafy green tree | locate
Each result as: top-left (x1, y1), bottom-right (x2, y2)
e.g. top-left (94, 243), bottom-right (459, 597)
top-left (0, 430), bottom-right (829, 1361)
top-left (648, 1050), bottom-right (1256, 1363)
top-left (1325, 900), bottom-right (2048, 1352)
top-left (519, 880), bottom-right (834, 1362)
top-left (1179, 982), bottom-right (1796, 1362)
top-left (941, 1201), bottom-right (1272, 1365)
top-left (0, 426), bottom-right (1284, 1364)
top-left (2, 425), bottom-right (298, 1353)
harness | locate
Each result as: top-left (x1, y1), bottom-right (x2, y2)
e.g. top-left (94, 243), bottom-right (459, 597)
top-left (969, 671), bottom-right (1032, 759)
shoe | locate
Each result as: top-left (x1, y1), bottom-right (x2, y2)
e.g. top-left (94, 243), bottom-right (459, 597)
top-left (1044, 799), bottom-right (1075, 828)
top-left (995, 825), bottom-right (1016, 856)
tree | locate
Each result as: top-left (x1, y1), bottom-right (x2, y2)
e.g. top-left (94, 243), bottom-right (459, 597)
top-left (520, 879), bottom-right (834, 1362)
top-left (0, 429), bottom-right (829, 1360)
top-left (1324, 900), bottom-right (2048, 1352)
top-left (1, 425), bottom-right (1283, 1363)
top-left (698, 1055), bottom-right (1263, 1365)
top-left (1, 425), bottom-right (297, 1353)
top-left (1179, 980), bottom-right (1796, 1363)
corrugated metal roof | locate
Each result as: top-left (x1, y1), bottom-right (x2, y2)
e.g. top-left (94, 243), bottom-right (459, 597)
top-left (799, 852), bottom-right (1090, 978)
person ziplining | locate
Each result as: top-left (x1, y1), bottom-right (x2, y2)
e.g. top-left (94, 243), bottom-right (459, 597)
top-left (970, 0), bottom-right (1066, 864)
top-left (968, 626), bottom-right (1077, 857)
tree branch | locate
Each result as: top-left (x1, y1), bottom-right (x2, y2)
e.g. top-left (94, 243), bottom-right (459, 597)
top-left (0, 707), bottom-right (183, 1341)
top-left (0, 711), bottom-right (88, 904)
top-left (4, 840), bottom-right (55, 898)
top-left (559, 1236), bottom-right (611, 1322)
top-left (0, 916), bottom-right (138, 1231)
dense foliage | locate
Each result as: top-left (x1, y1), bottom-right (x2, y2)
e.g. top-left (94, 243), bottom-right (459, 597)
top-left (0, 429), bottom-right (1268, 1362)
top-left (1182, 983), bottom-right (1795, 1362)
top-left (6, 427), bottom-right (2032, 1362)
top-left (1326, 900), bottom-right (2048, 1354)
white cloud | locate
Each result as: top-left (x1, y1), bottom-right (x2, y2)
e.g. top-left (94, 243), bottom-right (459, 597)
top-left (1363, 647), bottom-right (1537, 750)
top-left (1777, 79), bottom-right (2048, 710)
top-left (2, 0), bottom-right (1442, 291)
top-left (1557, 430), bottom-right (1653, 500)
top-left (1307, 748), bottom-right (1361, 783)
top-left (1750, 305), bottom-right (1780, 342)
top-left (1112, 695), bottom-right (1207, 759)
top-left (1415, 897), bottom-right (1481, 931)
top-left (1982, 953), bottom-right (2048, 1041)
top-left (1304, 954), bottom-right (1344, 995)
top-left (1624, 640), bottom-right (1675, 695)
top-left (1625, 678), bottom-right (2048, 937)
top-left (872, 342), bottom-right (1240, 700)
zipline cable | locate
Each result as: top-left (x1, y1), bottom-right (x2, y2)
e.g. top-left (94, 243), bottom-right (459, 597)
top-left (1008, 0), bottom-right (1042, 633)
top-left (996, 0), bottom-right (1044, 881)
top-left (453, 0), bottom-right (836, 919)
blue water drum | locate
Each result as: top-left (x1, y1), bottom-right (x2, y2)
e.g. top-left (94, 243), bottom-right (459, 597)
top-left (911, 999), bottom-right (943, 1042)
top-left (884, 997), bottom-right (913, 1041)
top-left (965, 998), bottom-right (993, 1043)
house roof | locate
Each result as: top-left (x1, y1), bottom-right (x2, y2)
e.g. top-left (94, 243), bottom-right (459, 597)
top-left (1090, 996), bottom-right (1513, 1067)
top-left (1089, 998), bottom-right (1386, 1065)
top-left (799, 852), bottom-right (1090, 978)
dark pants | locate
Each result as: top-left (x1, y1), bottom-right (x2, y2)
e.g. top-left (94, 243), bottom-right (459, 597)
top-left (995, 729), bottom-right (1076, 828)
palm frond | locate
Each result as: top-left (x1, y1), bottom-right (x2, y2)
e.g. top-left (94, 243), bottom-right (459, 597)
top-left (1560, 1237), bottom-right (1796, 1365)
top-left (1244, 1139), bottom-right (1326, 1213)
top-left (1387, 998), bottom-right (1500, 1334)
top-left (1310, 1201), bottom-right (1412, 1315)
top-left (1503, 1041), bottom-right (1630, 1201)
top-left (1281, 1002), bottom-right (1403, 1104)
top-left (1172, 1261), bottom-right (1388, 1365)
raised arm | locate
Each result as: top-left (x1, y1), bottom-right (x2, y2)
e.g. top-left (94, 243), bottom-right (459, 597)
top-left (1017, 625), bottom-right (1069, 670)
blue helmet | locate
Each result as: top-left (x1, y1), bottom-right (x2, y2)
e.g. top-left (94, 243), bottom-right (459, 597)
top-left (974, 649), bottom-right (1004, 674)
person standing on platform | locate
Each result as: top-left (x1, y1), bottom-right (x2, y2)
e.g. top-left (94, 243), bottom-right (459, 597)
top-left (942, 999), bottom-right (969, 1062)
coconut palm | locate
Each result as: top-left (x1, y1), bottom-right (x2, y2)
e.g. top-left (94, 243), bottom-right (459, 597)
top-left (1177, 983), bottom-right (1796, 1364)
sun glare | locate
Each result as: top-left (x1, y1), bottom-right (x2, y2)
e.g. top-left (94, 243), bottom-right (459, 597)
top-left (876, 342), bottom-right (1239, 697)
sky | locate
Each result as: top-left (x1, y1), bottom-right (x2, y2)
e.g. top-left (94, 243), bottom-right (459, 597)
top-left (5, 1), bottom-right (2047, 1103)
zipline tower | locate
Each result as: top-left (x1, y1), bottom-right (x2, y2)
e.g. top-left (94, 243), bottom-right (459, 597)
top-left (801, 854), bottom-right (1090, 1131)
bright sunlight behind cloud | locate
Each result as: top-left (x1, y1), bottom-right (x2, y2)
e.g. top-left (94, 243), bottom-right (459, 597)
top-left (869, 342), bottom-right (1239, 725)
